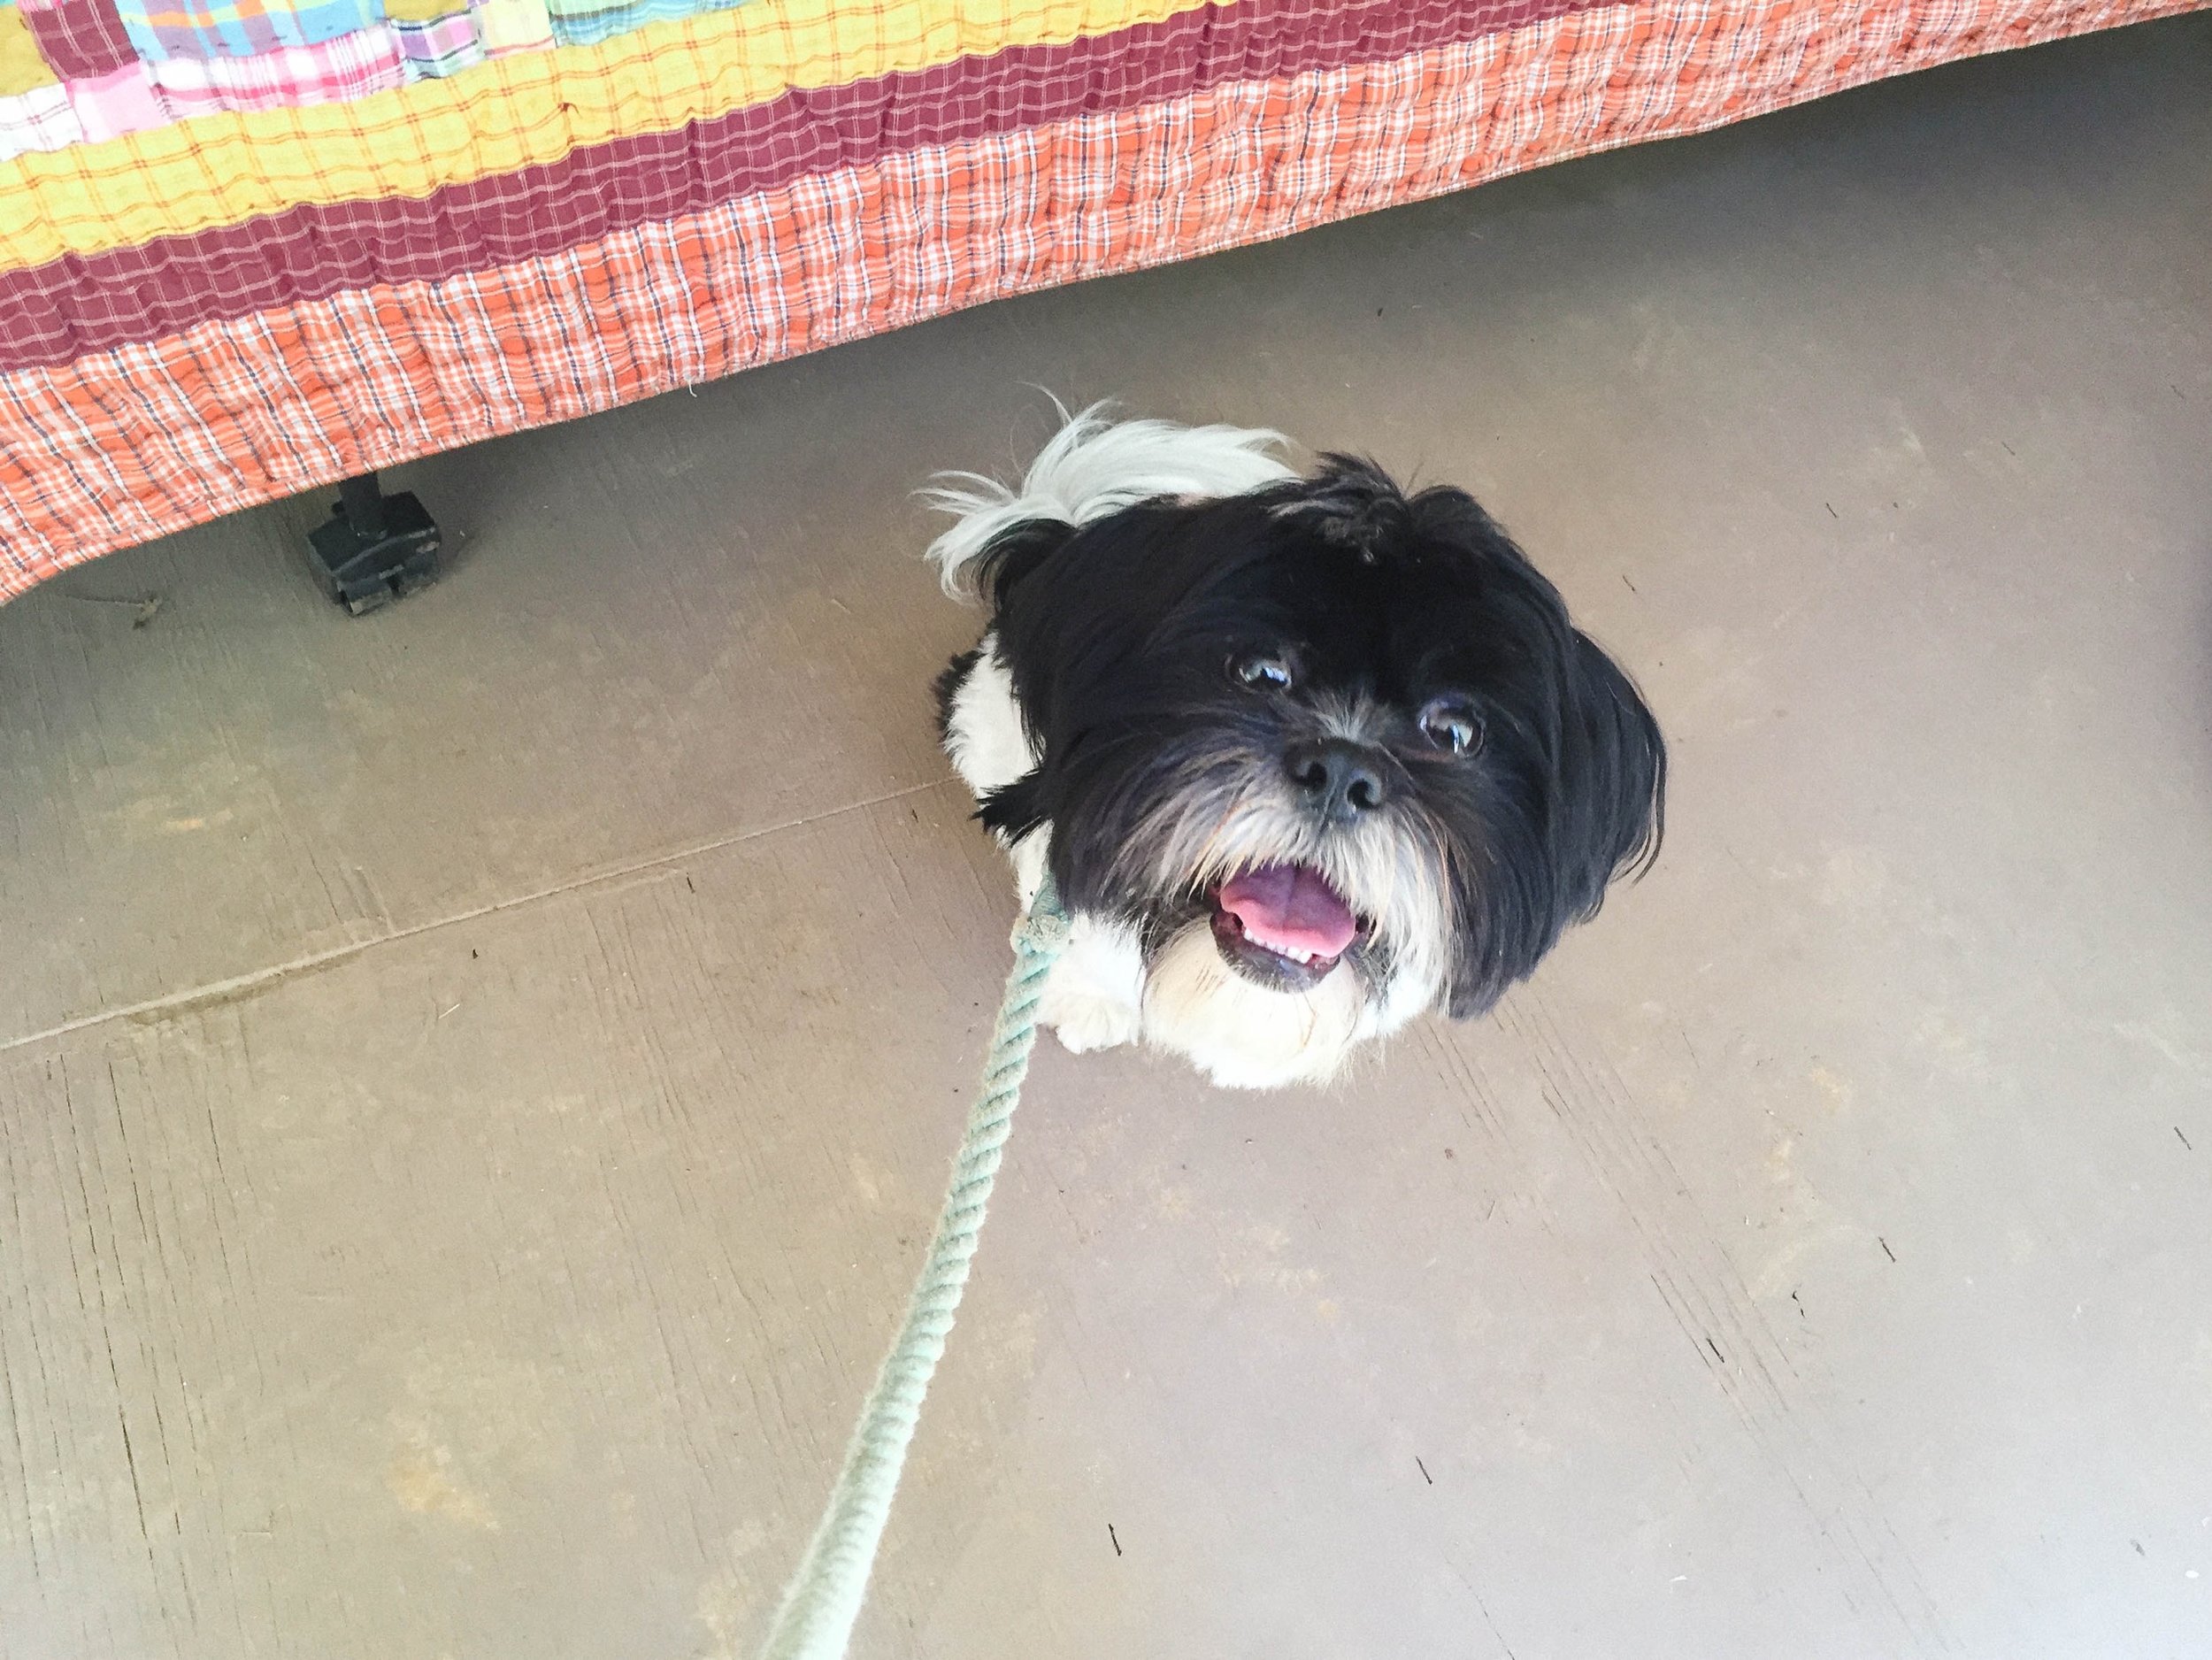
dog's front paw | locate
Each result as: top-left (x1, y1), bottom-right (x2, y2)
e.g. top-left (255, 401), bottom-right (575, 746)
top-left (1041, 988), bottom-right (1141, 1055)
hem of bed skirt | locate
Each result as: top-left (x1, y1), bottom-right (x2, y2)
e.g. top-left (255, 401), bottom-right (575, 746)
top-left (0, 0), bottom-right (2200, 602)
top-left (0, 0), bottom-right (1605, 371)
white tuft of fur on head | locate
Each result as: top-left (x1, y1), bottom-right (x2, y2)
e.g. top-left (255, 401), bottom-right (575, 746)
top-left (924, 402), bottom-right (1297, 598)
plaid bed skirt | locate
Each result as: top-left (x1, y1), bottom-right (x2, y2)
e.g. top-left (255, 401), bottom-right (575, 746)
top-left (0, 0), bottom-right (2197, 599)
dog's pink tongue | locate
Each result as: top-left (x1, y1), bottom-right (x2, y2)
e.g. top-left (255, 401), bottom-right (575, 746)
top-left (1217, 865), bottom-right (1358, 958)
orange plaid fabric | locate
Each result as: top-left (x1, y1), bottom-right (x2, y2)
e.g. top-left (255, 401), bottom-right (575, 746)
top-left (0, 0), bottom-right (2197, 596)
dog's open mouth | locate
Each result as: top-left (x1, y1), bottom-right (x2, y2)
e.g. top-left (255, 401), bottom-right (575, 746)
top-left (1209, 864), bottom-right (1363, 991)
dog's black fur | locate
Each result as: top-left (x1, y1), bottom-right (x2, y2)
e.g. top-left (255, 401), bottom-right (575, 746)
top-left (949, 456), bottom-right (1665, 1018)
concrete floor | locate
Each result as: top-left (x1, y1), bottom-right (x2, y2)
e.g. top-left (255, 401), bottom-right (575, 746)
top-left (4, 15), bottom-right (2210, 1657)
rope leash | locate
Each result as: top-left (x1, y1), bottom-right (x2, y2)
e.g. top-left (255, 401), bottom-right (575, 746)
top-left (757, 879), bottom-right (1071, 1660)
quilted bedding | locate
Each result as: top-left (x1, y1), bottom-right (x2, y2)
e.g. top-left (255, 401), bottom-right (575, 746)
top-left (0, 0), bottom-right (2195, 598)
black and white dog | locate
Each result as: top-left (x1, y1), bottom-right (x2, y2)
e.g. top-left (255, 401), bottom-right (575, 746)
top-left (930, 408), bottom-right (1664, 1088)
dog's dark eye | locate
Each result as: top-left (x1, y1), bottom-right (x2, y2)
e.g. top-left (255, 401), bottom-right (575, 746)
top-left (1231, 652), bottom-right (1294, 692)
top-left (1418, 696), bottom-right (1484, 755)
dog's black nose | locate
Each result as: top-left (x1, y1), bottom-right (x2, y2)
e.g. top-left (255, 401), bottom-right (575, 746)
top-left (1286, 739), bottom-right (1388, 821)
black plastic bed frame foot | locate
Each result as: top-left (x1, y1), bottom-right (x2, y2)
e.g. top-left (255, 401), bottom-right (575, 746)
top-left (305, 472), bottom-right (441, 615)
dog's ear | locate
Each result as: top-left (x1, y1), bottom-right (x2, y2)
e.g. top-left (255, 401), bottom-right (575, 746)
top-left (946, 516), bottom-right (1077, 612)
top-left (1444, 631), bottom-right (1663, 1021)
top-left (1549, 632), bottom-right (1666, 921)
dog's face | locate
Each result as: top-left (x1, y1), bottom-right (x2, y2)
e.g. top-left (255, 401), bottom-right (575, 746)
top-left (973, 457), bottom-right (1664, 1068)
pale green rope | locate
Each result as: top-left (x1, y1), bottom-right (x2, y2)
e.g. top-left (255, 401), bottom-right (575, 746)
top-left (757, 877), bottom-right (1071, 1660)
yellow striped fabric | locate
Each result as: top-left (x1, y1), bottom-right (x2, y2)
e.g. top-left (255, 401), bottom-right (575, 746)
top-left (0, 0), bottom-right (1225, 272)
